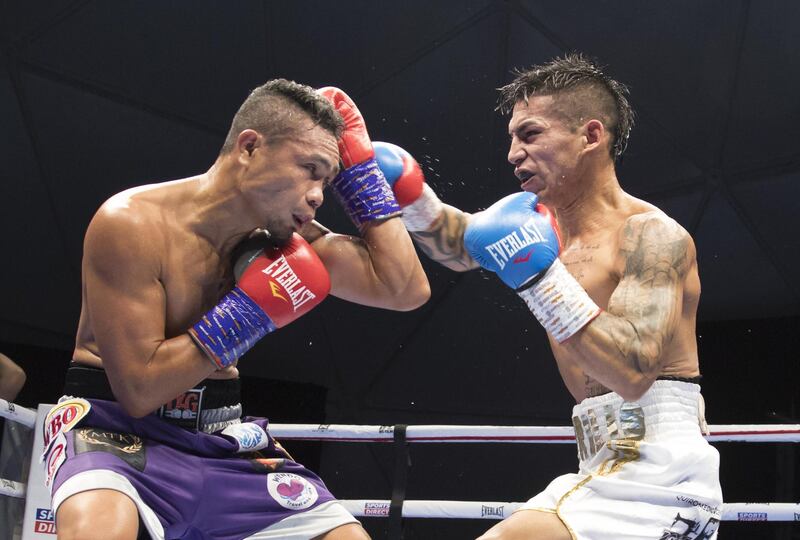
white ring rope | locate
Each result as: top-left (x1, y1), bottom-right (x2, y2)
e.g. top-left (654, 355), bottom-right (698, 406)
top-left (0, 478), bottom-right (26, 498)
top-left (2, 407), bottom-right (798, 443)
top-left (0, 399), bottom-right (36, 428)
top-left (266, 423), bottom-right (800, 443)
top-left (338, 500), bottom-right (800, 522)
top-left (1, 405), bottom-right (797, 521)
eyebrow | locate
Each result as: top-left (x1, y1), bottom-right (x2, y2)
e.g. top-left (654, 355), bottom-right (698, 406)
top-left (509, 118), bottom-right (547, 137)
top-left (307, 153), bottom-right (340, 177)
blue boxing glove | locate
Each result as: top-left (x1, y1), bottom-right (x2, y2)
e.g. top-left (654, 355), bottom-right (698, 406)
top-left (465, 192), bottom-right (601, 342)
top-left (373, 141), bottom-right (445, 231)
top-left (464, 192), bottom-right (560, 290)
top-left (373, 141), bottom-right (424, 207)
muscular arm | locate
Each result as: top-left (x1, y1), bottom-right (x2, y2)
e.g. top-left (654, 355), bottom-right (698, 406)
top-left (310, 218), bottom-right (430, 311)
top-left (409, 204), bottom-right (480, 272)
top-left (83, 208), bottom-right (216, 417)
top-left (561, 213), bottom-right (694, 401)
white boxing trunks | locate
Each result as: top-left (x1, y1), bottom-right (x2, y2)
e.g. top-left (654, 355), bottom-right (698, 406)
top-left (520, 380), bottom-right (722, 540)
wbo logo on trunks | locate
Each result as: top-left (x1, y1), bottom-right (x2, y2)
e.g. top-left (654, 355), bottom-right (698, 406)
top-left (41, 398), bottom-right (91, 459)
top-left (221, 422), bottom-right (269, 452)
top-left (44, 434), bottom-right (67, 490)
top-left (267, 472), bottom-right (319, 510)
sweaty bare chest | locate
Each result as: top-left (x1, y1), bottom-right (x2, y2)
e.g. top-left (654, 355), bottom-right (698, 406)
top-left (559, 240), bottom-right (620, 309)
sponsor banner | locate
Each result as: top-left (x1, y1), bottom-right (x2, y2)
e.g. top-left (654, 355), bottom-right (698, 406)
top-left (33, 508), bottom-right (56, 535)
top-left (363, 502), bottom-right (390, 516)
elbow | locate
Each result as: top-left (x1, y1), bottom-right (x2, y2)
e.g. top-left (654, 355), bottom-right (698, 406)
top-left (617, 373), bottom-right (656, 402)
top-left (394, 275), bottom-right (431, 311)
top-left (10, 367), bottom-right (26, 392)
top-left (117, 398), bottom-right (154, 419)
top-left (0, 367), bottom-right (27, 401)
top-left (112, 384), bottom-right (157, 418)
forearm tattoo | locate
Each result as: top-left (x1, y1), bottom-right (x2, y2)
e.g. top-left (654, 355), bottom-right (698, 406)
top-left (593, 215), bottom-right (690, 377)
top-left (410, 208), bottom-right (477, 271)
top-left (585, 374), bottom-right (610, 398)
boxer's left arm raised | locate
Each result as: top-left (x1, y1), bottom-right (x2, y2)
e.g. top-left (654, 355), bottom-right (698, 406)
top-left (311, 88), bottom-right (430, 310)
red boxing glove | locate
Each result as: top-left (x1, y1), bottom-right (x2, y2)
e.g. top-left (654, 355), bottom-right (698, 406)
top-left (190, 234), bottom-right (330, 368)
top-left (316, 87), bottom-right (401, 226)
top-left (237, 234), bottom-right (330, 326)
top-left (317, 86), bottom-right (374, 167)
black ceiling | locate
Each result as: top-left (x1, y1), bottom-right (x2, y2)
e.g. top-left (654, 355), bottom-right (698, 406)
top-left (2, 0), bottom-right (799, 377)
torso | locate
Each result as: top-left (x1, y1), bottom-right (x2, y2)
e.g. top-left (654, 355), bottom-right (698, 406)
top-left (73, 179), bottom-right (239, 379)
top-left (549, 196), bottom-right (701, 402)
top-left (72, 181), bottom-right (332, 380)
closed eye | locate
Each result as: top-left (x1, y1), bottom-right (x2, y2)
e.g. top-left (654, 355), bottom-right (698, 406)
top-left (305, 163), bottom-right (322, 179)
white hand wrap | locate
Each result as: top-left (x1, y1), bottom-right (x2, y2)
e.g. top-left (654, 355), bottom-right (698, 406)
top-left (517, 258), bottom-right (601, 343)
top-left (401, 183), bottom-right (444, 231)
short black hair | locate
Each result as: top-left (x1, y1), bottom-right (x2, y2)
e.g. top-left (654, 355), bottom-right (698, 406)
top-left (220, 79), bottom-right (343, 155)
top-left (498, 53), bottom-right (634, 161)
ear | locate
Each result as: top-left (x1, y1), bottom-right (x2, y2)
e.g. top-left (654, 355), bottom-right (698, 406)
top-left (236, 129), bottom-right (260, 163)
top-left (582, 119), bottom-right (605, 154)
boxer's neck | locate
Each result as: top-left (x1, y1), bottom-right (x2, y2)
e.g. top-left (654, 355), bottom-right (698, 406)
top-left (188, 160), bottom-right (260, 258)
top-left (555, 165), bottom-right (624, 241)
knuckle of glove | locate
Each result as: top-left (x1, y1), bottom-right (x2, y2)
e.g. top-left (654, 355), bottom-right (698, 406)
top-left (464, 192), bottom-right (558, 290)
top-left (373, 141), bottom-right (424, 206)
top-left (238, 234), bottom-right (330, 327)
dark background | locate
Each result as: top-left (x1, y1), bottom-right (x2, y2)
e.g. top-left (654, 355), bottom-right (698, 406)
top-left (1, 1), bottom-right (798, 539)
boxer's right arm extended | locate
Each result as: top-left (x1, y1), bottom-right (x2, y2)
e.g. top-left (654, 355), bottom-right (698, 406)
top-left (373, 141), bottom-right (479, 272)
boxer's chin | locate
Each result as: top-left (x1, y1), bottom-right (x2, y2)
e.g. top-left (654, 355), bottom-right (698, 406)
top-left (260, 221), bottom-right (293, 246)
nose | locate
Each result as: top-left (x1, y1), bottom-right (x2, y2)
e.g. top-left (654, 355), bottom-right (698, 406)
top-left (507, 138), bottom-right (525, 166)
top-left (307, 185), bottom-right (324, 210)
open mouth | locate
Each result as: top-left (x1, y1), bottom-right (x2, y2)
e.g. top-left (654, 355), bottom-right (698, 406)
top-left (519, 172), bottom-right (537, 191)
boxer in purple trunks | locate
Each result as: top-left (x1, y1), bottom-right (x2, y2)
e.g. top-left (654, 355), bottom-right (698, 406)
top-left (43, 80), bottom-right (430, 540)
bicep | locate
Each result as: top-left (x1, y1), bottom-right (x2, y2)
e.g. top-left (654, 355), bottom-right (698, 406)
top-left (311, 232), bottom-right (390, 307)
top-left (603, 215), bottom-right (692, 369)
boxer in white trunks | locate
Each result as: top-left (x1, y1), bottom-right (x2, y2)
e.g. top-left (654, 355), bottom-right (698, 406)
top-left (373, 54), bottom-right (722, 540)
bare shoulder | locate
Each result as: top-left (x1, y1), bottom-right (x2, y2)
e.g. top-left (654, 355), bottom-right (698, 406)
top-left (618, 207), bottom-right (696, 278)
top-left (85, 190), bottom-right (165, 274)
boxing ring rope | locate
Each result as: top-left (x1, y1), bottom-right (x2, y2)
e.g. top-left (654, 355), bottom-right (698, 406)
top-left (0, 398), bottom-right (37, 429)
top-left (1, 405), bottom-right (798, 522)
top-left (266, 423), bottom-right (800, 444)
top-left (270, 423), bottom-right (800, 523)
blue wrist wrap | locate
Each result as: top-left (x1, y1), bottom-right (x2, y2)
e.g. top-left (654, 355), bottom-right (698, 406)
top-left (189, 288), bottom-right (277, 369)
top-left (331, 158), bottom-right (402, 226)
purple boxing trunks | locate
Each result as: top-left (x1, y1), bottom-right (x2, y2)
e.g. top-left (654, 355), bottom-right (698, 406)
top-left (43, 368), bottom-right (357, 540)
